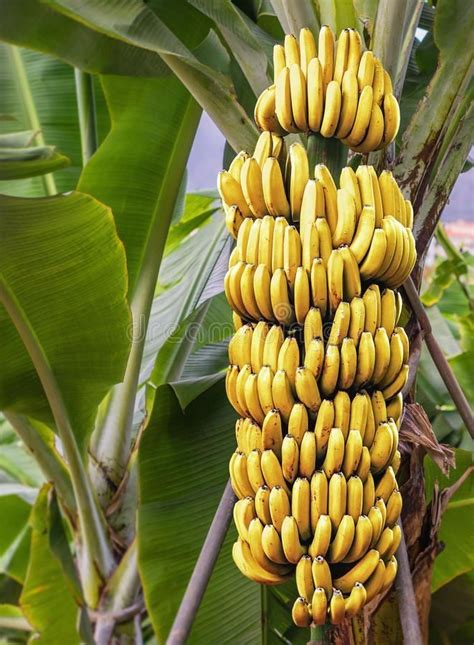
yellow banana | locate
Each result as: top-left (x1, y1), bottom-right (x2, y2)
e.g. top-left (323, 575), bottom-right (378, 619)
top-left (271, 216), bottom-right (288, 271)
top-left (261, 448), bottom-right (290, 494)
top-left (391, 450), bottom-right (401, 475)
top-left (386, 392), bottom-right (403, 427)
top-left (292, 477), bottom-right (312, 541)
top-left (310, 470), bottom-right (329, 532)
top-left (218, 170), bottom-right (252, 216)
top-left (343, 85), bottom-right (374, 147)
top-left (299, 431), bottom-right (317, 479)
top-left (385, 523), bottom-right (402, 559)
top-left (227, 261), bottom-right (247, 317)
top-left (231, 451), bottom-right (255, 498)
top-left (275, 67), bottom-right (298, 133)
top-left (228, 246), bottom-right (241, 270)
top-left (364, 558), bottom-right (386, 602)
top-left (334, 28), bottom-right (350, 84)
top-left (299, 27), bottom-right (317, 74)
top-left (372, 327), bottom-right (391, 384)
top-left (378, 170), bottom-right (395, 217)
top-left (374, 466), bottom-right (397, 503)
top-left (380, 288), bottom-right (397, 336)
top-left (271, 269), bottom-right (295, 326)
top-left (315, 399), bottom-right (335, 461)
top-left (288, 402), bottom-right (309, 445)
top-left (253, 264), bottom-right (274, 320)
top-left (284, 33), bottom-right (300, 66)
top-left (363, 473), bottom-right (376, 515)
top-left (226, 365), bottom-right (246, 417)
top-left (253, 131), bottom-right (273, 168)
top-left (302, 223), bottom-right (319, 273)
top-left (386, 488), bottom-right (403, 528)
top-left (289, 63), bottom-right (308, 132)
top-left (347, 475), bottom-right (363, 521)
top-left (230, 323), bottom-right (253, 368)
top-left (310, 257), bottom-right (328, 317)
top-left (296, 554), bottom-right (315, 601)
top-left (328, 514), bottom-right (355, 563)
top-left (255, 485), bottom-right (272, 525)
top-left (333, 548), bottom-right (380, 593)
top-left (340, 166), bottom-right (362, 214)
top-left (328, 301), bottom-right (351, 346)
top-left (300, 179), bottom-right (324, 243)
top-left (339, 337), bottom-right (357, 390)
top-left (254, 85), bottom-right (286, 135)
top-left (342, 429), bottom-right (363, 478)
top-left (225, 204), bottom-right (245, 239)
top-left (236, 216), bottom-right (254, 262)
top-left (304, 336), bottom-right (325, 380)
top-left (281, 516), bottom-right (307, 564)
top-left (369, 422), bottom-right (393, 473)
top-left (349, 391), bottom-right (368, 437)
top-left (307, 57), bottom-right (324, 132)
top-left (333, 188), bottom-right (357, 247)
top-left (232, 538), bottom-right (290, 584)
top-left (303, 305), bottom-right (323, 350)
top-left (272, 369), bottom-right (296, 422)
top-left (294, 267), bottom-right (311, 325)
top-left (354, 331), bottom-right (376, 388)
top-left (380, 93), bottom-right (400, 147)
top-left (233, 497), bottom-right (256, 541)
top-left (288, 143), bottom-right (310, 221)
top-left (382, 364), bottom-right (408, 400)
top-left (335, 69), bottom-right (358, 138)
top-left (228, 150), bottom-right (249, 181)
top-left (315, 164), bottom-right (338, 234)
top-left (241, 263), bottom-right (262, 320)
top-left (248, 518), bottom-right (292, 575)
top-left (281, 434), bottom-right (299, 483)
top-left (312, 555), bottom-right (333, 599)
top-left (262, 324), bottom-right (284, 372)
top-left (394, 326), bottom-right (410, 364)
top-left (375, 526), bottom-right (394, 559)
top-left (309, 513), bottom-right (332, 558)
top-left (291, 597), bottom-right (312, 627)
top-left (311, 587), bottom-right (328, 625)
top-left (319, 24), bottom-right (335, 90)
top-left (277, 336), bottom-right (300, 391)
top-left (283, 225), bottom-right (301, 290)
top-left (329, 589), bottom-right (346, 624)
top-left (327, 249), bottom-right (344, 316)
top-left (357, 50), bottom-right (375, 90)
top-left (245, 374), bottom-right (265, 424)
top-left (262, 409), bottom-right (283, 459)
top-left (315, 217), bottom-right (333, 267)
top-left (348, 296), bottom-right (366, 346)
top-left (319, 343), bottom-right (341, 397)
top-left (362, 286), bottom-right (378, 336)
top-left (250, 321), bottom-right (269, 373)
top-left (328, 471), bottom-right (347, 530)
top-left (372, 57), bottom-right (385, 105)
top-left (380, 555), bottom-right (398, 593)
top-left (368, 165), bottom-right (384, 227)
top-left (295, 366), bottom-right (321, 414)
top-left (343, 514), bottom-right (373, 563)
top-left (359, 227), bottom-right (388, 280)
top-left (320, 80), bottom-right (342, 138)
top-left (247, 448), bottom-right (266, 492)
top-left (356, 446), bottom-right (371, 483)
top-left (269, 485), bottom-right (291, 532)
top-left (347, 29), bottom-right (362, 76)
top-left (241, 157), bottom-right (267, 217)
top-left (377, 216), bottom-right (399, 279)
top-left (364, 391), bottom-right (376, 447)
top-left (258, 215), bottom-right (275, 269)
top-left (344, 582), bottom-right (367, 618)
top-left (334, 390), bottom-right (351, 439)
top-left (352, 102), bottom-right (384, 153)
top-left (262, 157), bottom-right (291, 217)
top-left (261, 523), bottom-right (287, 564)
top-left (405, 198), bottom-right (414, 229)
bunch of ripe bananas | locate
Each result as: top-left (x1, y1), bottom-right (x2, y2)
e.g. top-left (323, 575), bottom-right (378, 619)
top-left (254, 26), bottom-right (400, 152)
top-left (219, 25), bottom-right (412, 628)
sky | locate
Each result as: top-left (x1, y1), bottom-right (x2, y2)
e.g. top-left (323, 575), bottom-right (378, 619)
top-left (186, 111), bottom-right (473, 224)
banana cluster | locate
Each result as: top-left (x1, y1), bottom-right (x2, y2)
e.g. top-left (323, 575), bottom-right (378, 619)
top-left (220, 139), bottom-right (415, 295)
top-left (254, 26), bottom-right (400, 152)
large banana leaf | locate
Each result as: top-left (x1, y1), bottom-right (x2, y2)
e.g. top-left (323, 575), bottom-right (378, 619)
top-left (137, 383), bottom-right (260, 643)
top-left (43, 0), bottom-right (258, 152)
top-left (0, 0), bottom-right (167, 77)
top-left (0, 191), bottom-right (130, 446)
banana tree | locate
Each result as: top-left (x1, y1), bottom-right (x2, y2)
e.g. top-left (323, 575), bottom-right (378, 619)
top-left (0, 0), bottom-right (472, 643)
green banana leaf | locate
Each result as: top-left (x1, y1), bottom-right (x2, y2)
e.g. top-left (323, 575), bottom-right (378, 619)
top-left (424, 449), bottom-right (474, 591)
top-left (0, 416), bottom-right (43, 487)
top-left (137, 383), bottom-right (260, 643)
top-left (0, 0), bottom-right (167, 77)
top-left (43, 0), bottom-right (258, 152)
top-left (429, 572), bottom-right (474, 645)
top-left (0, 191), bottom-right (130, 447)
top-left (19, 486), bottom-right (81, 644)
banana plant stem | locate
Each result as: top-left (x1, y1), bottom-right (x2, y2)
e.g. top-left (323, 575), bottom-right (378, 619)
top-left (308, 624), bottom-right (329, 643)
top-left (166, 480), bottom-right (236, 645)
top-left (74, 69), bottom-right (98, 165)
top-left (403, 277), bottom-right (474, 436)
top-left (395, 519), bottom-right (423, 645)
top-left (0, 278), bottom-right (114, 607)
top-left (8, 46), bottom-right (57, 196)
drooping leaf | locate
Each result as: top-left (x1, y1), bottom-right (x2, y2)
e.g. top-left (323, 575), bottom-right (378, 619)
top-left (0, 191), bottom-right (130, 446)
top-left (424, 449), bottom-right (474, 591)
top-left (137, 383), bottom-right (260, 643)
top-left (20, 485), bottom-right (80, 644)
